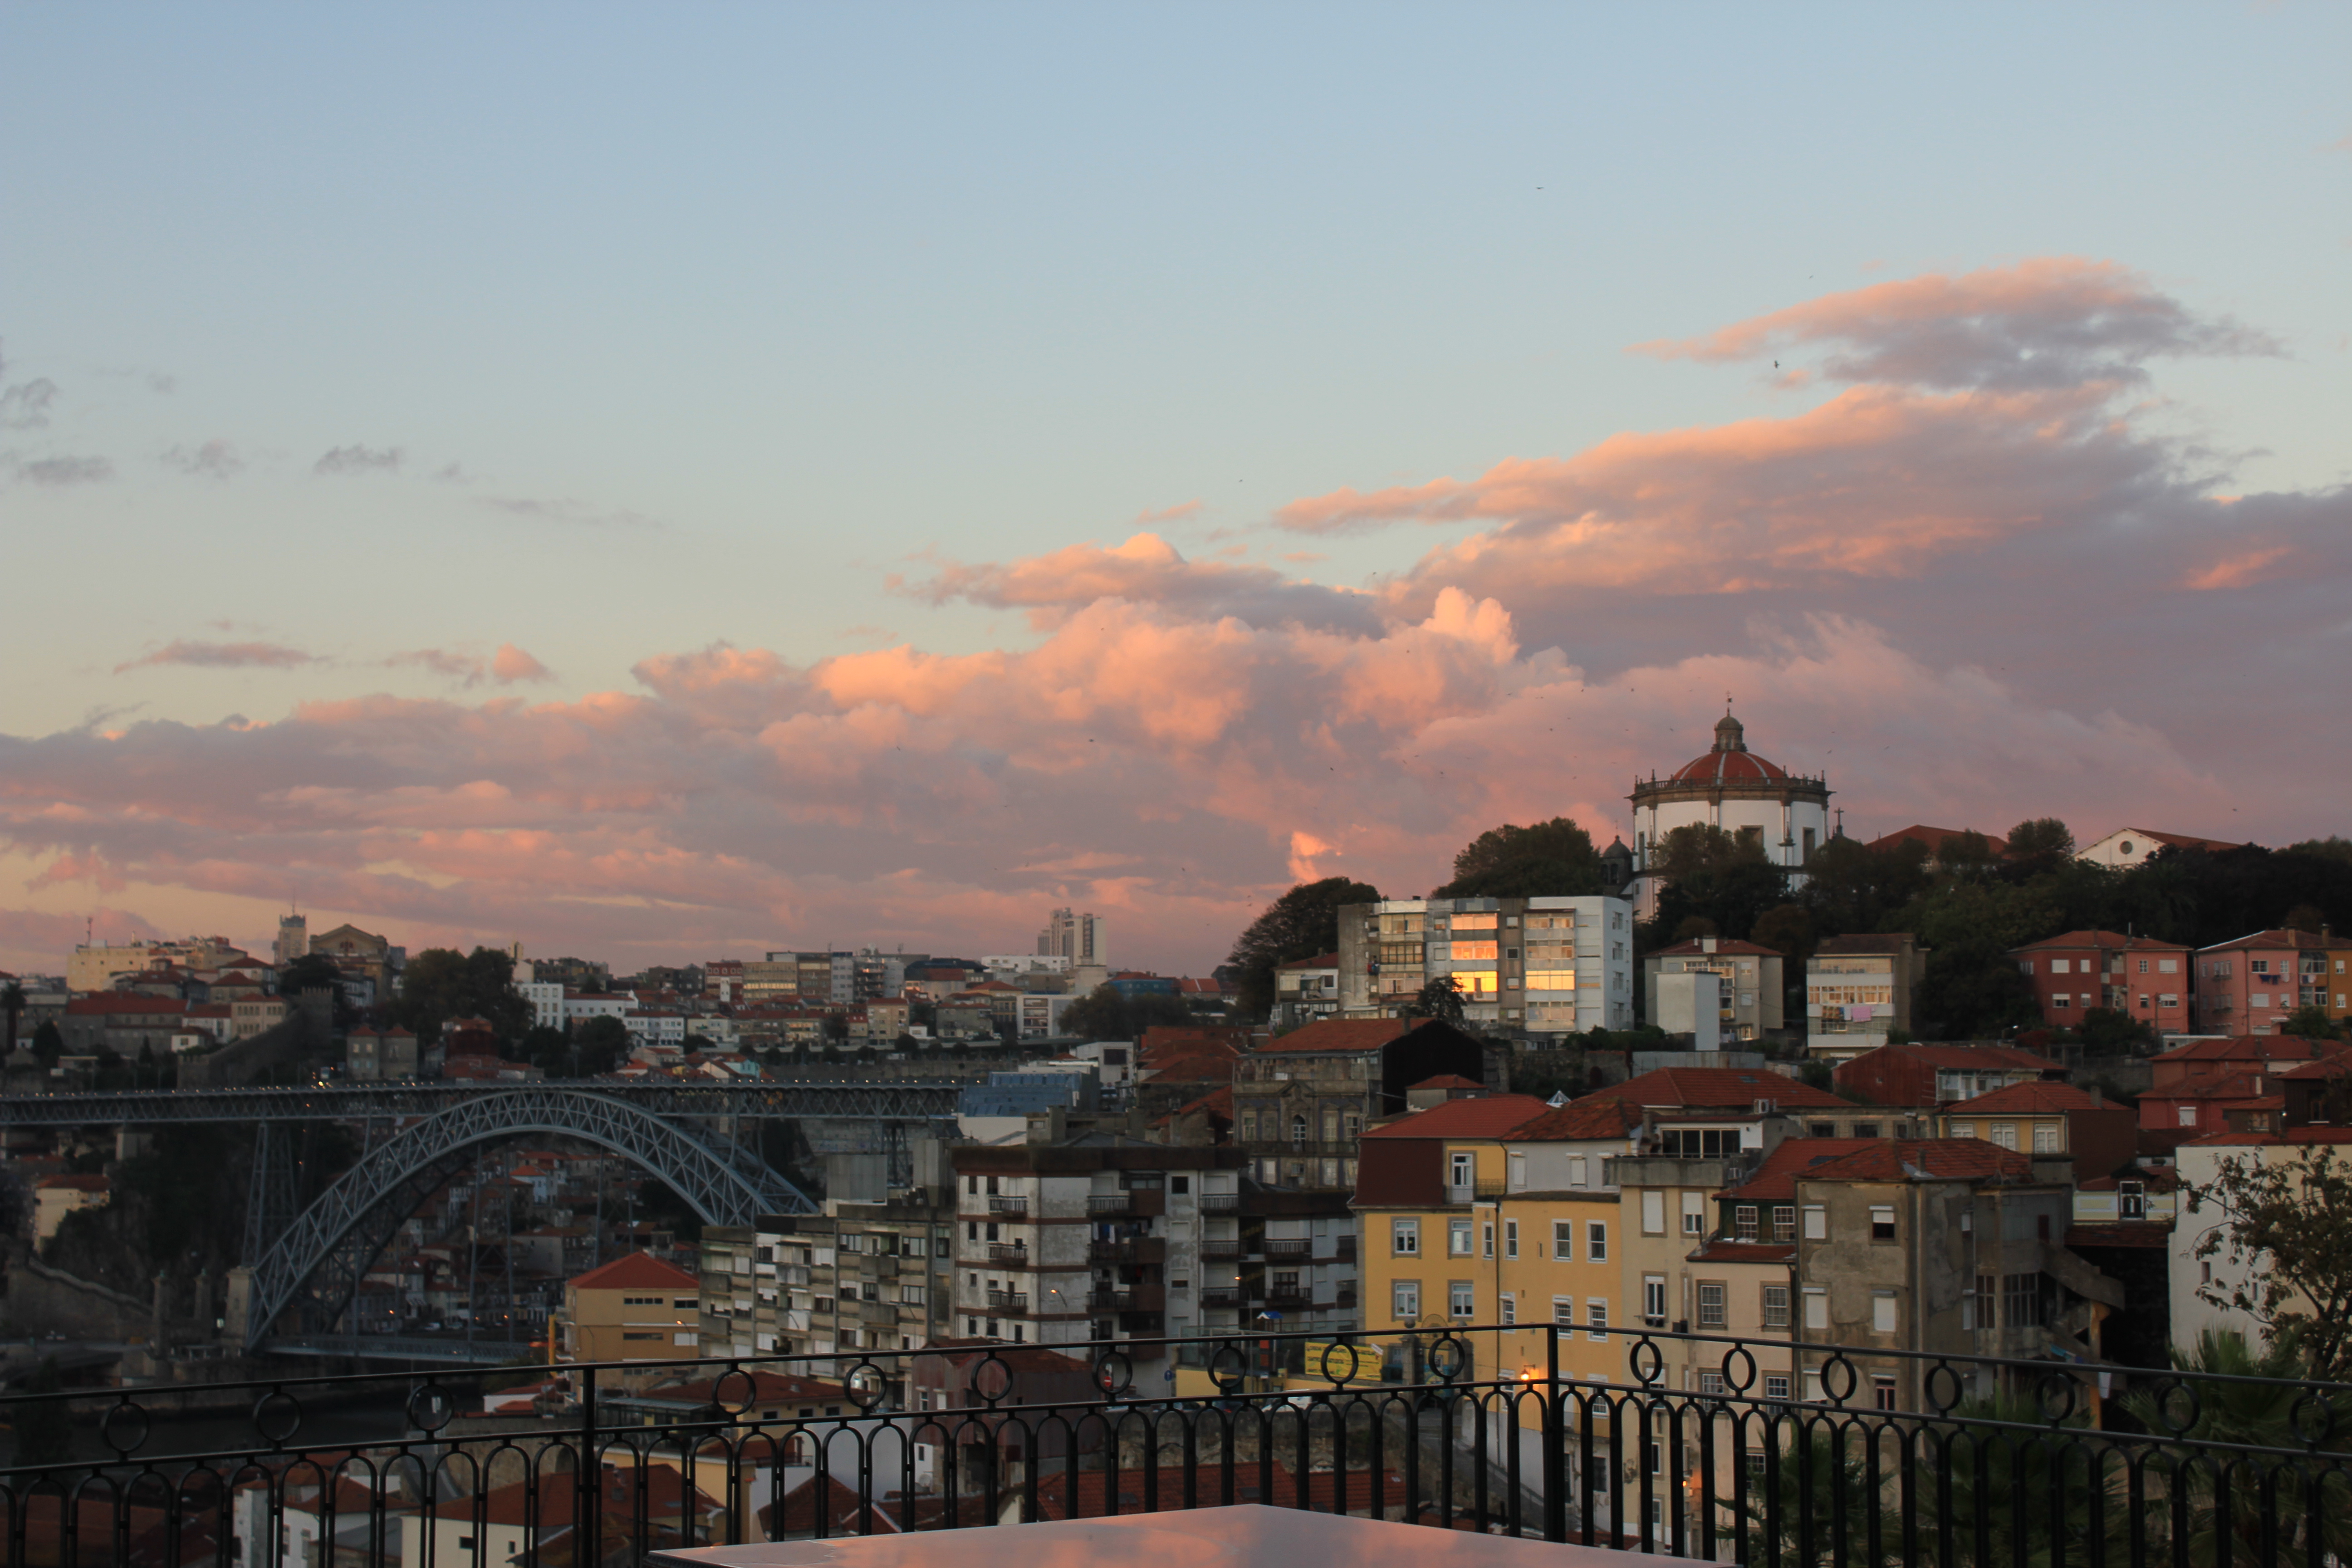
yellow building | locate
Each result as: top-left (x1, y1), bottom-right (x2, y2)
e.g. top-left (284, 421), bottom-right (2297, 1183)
top-left (1488, 1097), bottom-right (1648, 1401)
top-left (556, 1252), bottom-right (704, 1363)
top-left (2322, 936), bottom-right (2352, 1026)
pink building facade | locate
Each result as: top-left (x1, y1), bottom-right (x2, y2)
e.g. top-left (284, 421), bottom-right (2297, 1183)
top-left (2194, 928), bottom-right (2334, 1036)
top-left (2009, 930), bottom-right (2192, 1036)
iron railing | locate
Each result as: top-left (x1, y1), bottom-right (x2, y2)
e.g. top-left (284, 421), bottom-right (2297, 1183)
top-left (1, 1324), bottom-right (2347, 1566)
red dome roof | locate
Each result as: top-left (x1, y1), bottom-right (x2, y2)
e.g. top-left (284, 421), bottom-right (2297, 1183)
top-left (1671, 749), bottom-right (1790, 784)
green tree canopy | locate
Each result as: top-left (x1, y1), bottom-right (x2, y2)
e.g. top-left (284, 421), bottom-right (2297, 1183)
top-left (2184, 1143), bottom-right (2352, 1380)
top-left (1060, 983), bottom-right (1195, 1040)
top-left (571, 1015), bottom-right (631, 1075)
top-left (1432, 818), bottom-right (1601, 899)
top-left (1227, 877), bottom-right (1382, 1020)
top-left (1401, 975), bottom-right (1466, 1023)
top-left (2003, 817), bottom-right (2077, 878)
top-left (389, 946), bottom-right (529, 1045)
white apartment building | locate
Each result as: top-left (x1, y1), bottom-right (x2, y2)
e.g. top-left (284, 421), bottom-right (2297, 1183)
top-left (1335, 895), bottom-right (1636, 1036)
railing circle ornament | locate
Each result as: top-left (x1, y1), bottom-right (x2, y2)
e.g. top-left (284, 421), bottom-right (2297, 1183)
top-left (2154, 1377), bottom-right (2201, 1435)
top-left (2288, 1388), bottom-right (2339, 1448)
top-left (405, 1383), bottom-right (456, 1435)
top-left (1094, 1350), bottom-right (1135, 1399)
top-left (99, 1397), bottom-right (151, 1456)
top-left (1318, 1340), bottom-right (1361, 1388)
top-left (1207, 1340), bottom-right (1249, 1393)
top-left (1818, 1353), bottom-right (1858, 1406)
top-left (1719, 1344), bottom-right (1756, 1395)
top-left (970, 1352), bottom-right (1013, 1407)
top-left (1923, 1360), bottom-right (1967, 1415)
top-left (252, 1388), bottom-right (306, 1448)
top-left (845, 1361), bottom-right (888, 1411)
top-left (1426, 1334), bottom-right (1469, 1383)
top-left (1629, 1336), bottom-right (1665, 1387)
top-left (711, 1367), bottom-right (757, 1419)
top-left (2034, 1369), bottom-right (2078, 1425)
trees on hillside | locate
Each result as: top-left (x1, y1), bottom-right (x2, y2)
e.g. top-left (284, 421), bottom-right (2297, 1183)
top-left (1432, 818), bottom-right (1602, 899)
top-left (1227, 877), bottom-right (1382, 1020)
top-left (1060, 983), bottom-right (1194, 1040)
top-left (390, 946), bottom-right (530, 1046)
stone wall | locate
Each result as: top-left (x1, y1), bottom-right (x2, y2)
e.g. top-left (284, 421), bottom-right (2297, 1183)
top-left (4, 1254), bottom-right (155, 1340)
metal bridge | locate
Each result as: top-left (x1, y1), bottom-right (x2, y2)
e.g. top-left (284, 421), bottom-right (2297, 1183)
top-left (259, 1333), bottom-right (540, 1366)
top-left (0, 1079), bottom-right (965, 1126)
top-left (240, 1086), bottom-right (825, 1351)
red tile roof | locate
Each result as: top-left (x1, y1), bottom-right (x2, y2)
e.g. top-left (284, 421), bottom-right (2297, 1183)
top-left (2199, 929), bottom-right (2337, 954)
top-left (1410, 1073), bottom-right (1486, 1091)
top-left (37, 1174), bottom-right (113, 1192)
top-left (1687, 1240), bottom-right (1796, 1264)
top-left (2009, 930), bottom-right (2191, 953)
top-left (426, 1463), bottom-right (714, 1526)
top-left (2183, 1127), bottom-right (2352, 1147)
top-left (568, 1251), bottom-right (698, 1291)
top-left (2278, 1058), bottom-right (2352, 1080)
top-left (1722, 1137), bottom-right (1881, 1200)
top-left (1864, 824), bottom-right (2010, 858)
top-left (1029, 1461), bottom-right (1407, 1519)
top-left (1671, 748), bottom-right (1789, 784)
top-left (1359, 1094), bottom-right (1549, 1140)
top-left (1277, 952), bottom-right (1340, 970)
top-left (1581, 1067), bottom-right (1847, 1111)
top-left (1793, 1139), bottom-right (2035, 1184)
top-left (1504, 1097), bottom-right (1644, 1142)
top-left (1945, 1081), bottom-right (2111, 1115)
top-left (64, 994), bottom-right (186, 1015)
top-left (1254, 1017), bottom-right (1416, 1054)
top-left (2153, 1034), bottom-right (2344, 1064)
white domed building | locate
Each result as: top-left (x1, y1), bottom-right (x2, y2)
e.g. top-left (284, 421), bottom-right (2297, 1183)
top-left (1628, 710), bottom-right (1831, 914)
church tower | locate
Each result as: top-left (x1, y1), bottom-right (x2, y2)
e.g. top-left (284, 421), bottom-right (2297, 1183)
top-left (1627, 706), bottom-right (1831, 911)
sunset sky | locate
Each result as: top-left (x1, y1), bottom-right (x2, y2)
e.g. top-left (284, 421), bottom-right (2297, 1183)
top-left (3, 5), bottom-right (2348, 975)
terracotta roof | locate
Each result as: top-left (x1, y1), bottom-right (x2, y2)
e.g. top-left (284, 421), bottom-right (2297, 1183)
top-left (1504, 1097), bottom-right (1645, 1142)
top-left (1670, 747), bottom-right (1790, 784)
top-left (1794, 1139), bottom-right (2035, 1184)
top-left (1410, 1073), bottom-right (1487, 1091)
top-left (2278, 1058), bottom-right (2352, 1080)
top-left (2009, 930), bottom-right (2190, 953)
top-left (1864, 824), bottom-right (2010, 857)
top-left (1359, 1094), bottom-right (1549, 1140)
top-left (2103, 828), bottom-right (2247, 854)
top-left (1277, 953), bottom-right (1340, 970)
top-left (2066, 1223), bottom-right (2173, 1249)
top-left (1581, 1067), bottom-right (1847, 1111)
top-left (1723, 1137), bottom-right (1881, 1200)
top-left (2153, 1034), bottom-right (2343, 1064)
top-left (912, 1338), bottom-right (1097, 1374)
top-left (64, 994), bottom-right (186, 1014)
top-left (1838, 1043), bottom-right (2063, 1073)
top-left (2199, 928), bottom-right (2337, 954)
top-left (1944, 1081), bottom-right (2111, 1115)
top-left (1687, 1240), bottom-right (1796, 1264)
top-left (426, 1463), bottom-right (714, 1525)
top-left (1254, 1017), bottom-right (1416, 1054)
top-left (1649, 938), bottom-right (1784, 958)
top-left (38, 1174), bottom-right (113, 1191)
top-left (568, 1251), bottom-right (698, 1291)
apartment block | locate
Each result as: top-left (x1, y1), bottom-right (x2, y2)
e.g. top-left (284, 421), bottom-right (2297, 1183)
top-left (1231, 1016), bottom-right (1492, 1192)
top-left (2008, 929), bottom-right (2192, 1035)
top-left (1643, 937), bottom-right (1786, 1044)
top-left (2195, 928), bottom-right (2337, 1036)
top-left (1804, 934), bottom-right (1926, 1061)
top-left (1335, 895), bottom-right (1636, 1037)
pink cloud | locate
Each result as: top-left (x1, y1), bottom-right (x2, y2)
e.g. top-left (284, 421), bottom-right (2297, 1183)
top-left (116, 639), bottom-right (320, 674)
top-left (389, 644), bottom-right (557, 688)
top-left (898, 532), bottom-right (1381, 635)
top-left (490, 644), bottom-right (554, 684)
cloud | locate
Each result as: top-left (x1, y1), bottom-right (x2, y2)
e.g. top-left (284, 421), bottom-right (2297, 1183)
top-left (482, 496), bottom-right (661, 530)
top-left (1631, 257), bottom-right (2280, 391)
top-left (0, 906), bottom-right (165, 974)
top-left (0, 259), bottom-right (2338, 972)
top-left (115, 640), bottom-right (321, 674)
top-left (312, 445), bottom-right (404, 476)
top-left (900, 532), bottom-right (1384, 635)
top-left (162, 440), bottom-right (245, 479)
top-left (387, 644), bottom-right (557, 688)
top-left (0, 378), bottom-right (59, 430)
top-left (1135, 500), bottom-right (1202, 525)
top-left (14, 455), bottom-right (114, 485)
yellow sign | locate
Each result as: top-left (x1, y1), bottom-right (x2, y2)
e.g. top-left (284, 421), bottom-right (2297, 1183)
top-left (1300, 1341), bottom-right (1385, 1382)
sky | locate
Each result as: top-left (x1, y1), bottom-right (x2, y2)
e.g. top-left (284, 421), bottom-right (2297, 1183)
top-left (2, 4), bottom-right (2347, 976)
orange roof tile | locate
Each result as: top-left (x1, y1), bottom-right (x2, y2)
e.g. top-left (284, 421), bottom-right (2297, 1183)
top-left (1255, 1017), bottom-right (1416, 1054)
top-left (1504, 1097), bottom-right (1644, 1142)
top-left (1581, 1067), bottom-right (1846, 1111)
top-left (1360, 1094), bottom-right (1548, 1140)
top-left (1945, 1081), bottom-right (2111, 1115)
top-left (569, 1251), bottom-right (698, 1291)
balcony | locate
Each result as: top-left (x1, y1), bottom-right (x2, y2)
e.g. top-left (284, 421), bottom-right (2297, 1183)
top-left (1198, 1193), bottom-right (1240, 1214)
top-left (1264, 1286), bottom-right (1314, 1309)
top-left (1085, 1194), bottom-right (1132, 1216)
top-left (986, 1196), bottom-right (1028, 1217)
top-left (987, 1243), bottom-right (1031, 1264)
top-left (1199, 1287), bottom-right (1244, 1309)
top-left (1260, 1239), bottom-right (1313, 1261)
top-left (1088, 1237), bottom-right (1166, 1265)
top-left (1199, 1240), bottom-right (1241, 1262)
top-left (1334, 1237), bottom-right (1357, 1262)
top-left (985, 1289), bottom-right (1029, 1312)
top-left (858, 1298), bottom-right (898, 1323)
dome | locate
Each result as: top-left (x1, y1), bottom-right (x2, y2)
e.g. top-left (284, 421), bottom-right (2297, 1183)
top-left (1666, 709), bottom-right (1792, 784)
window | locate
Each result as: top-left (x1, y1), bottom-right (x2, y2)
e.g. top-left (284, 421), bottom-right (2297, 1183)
top-left (1449, 1280), bottom-right (1475, 1319)
top-left (2178, 1104), bottom-right (2198, 1127)
top-left (1989, 1122), bottom-right (2018, 1150)
top-left (1450, 1152), bottom-right (1475, 1190)
top-left (1449, 1219), bottom-right (1474, 1256)
top-left (1553, 1219), bottom-right (1575, 1258)
top-left (1392, 1218), bottom-right (1420, 1255)
top-left (1974, 1273), bottom-right (1996, 1328)
top-left (2050, 958), bottom-right (2070, 975)
top-left (1508, 1152), bottom-right (1528, 1192)
top-left (1553, 1295), bottom-right (1576, 1327)
top-left (1869, 1205), bottom-right (1896, 1241)
top-left (1504, 1220), bottom-right (1519, 1259)
top-left (1392, 1280), bottom-right (1420, 1322)
top-left (2032, 1123), bottom-right (2061, 1154)
top-left (1872, 1294), bottom-right (1897, 1334)
top-left (2004, 1274), bottom-right (2042, 1328)
top-left (1500, 1294), bottom-right (1517, 1325)
top-left (1658, 1128), bottom-right (1743, 1158)
top-left (1587, 1299), bottom-right (1608, 1340)
top-left (1291, 1115), bottom-right (1308, 1147)
top-left (1586, 1222), bottom-right (1607, 1263)
top-left (2119, 1181), bottom-right (2146, 1220)
top-left (2161, 992), bottom-right (2180, 1009)
top-left (1802, 1288), bottom-right (1827, 1330)
top-left (1761, 1285), bottom-right (1789, 1328)
top-left (1482, 1221), bottom-right (1495, 1259)
top-left (1735, 1205), bottom-right (1758, 1240)
top-left (1873, 1375), bottom-right (1897, 1411)
top-left (1171, 1175), bottom-right (1189, 1194)
top-left (1682, 1192), bottom-right (1707, 1235)
top-left (1808, 1122), bottom-right (1836, 1138)
top-left (2051, 995), bottom-right (2072, 1010)
top-left (1697, 1281), bottom-right (1726, 1329)
top-left (1569, 1156), bottom-right (1589, 1188)
top-left (1772, 1205), bottom-right (1794, 1241)
top-left (1698, 1371), bottom-right (1726, 1396)
top-left (1764, 1374), bottom-right (1792, 1402)
top-left (1852, 1122), bottom-right (1880, 1138)
top-left (1803, 1205), bottom-right (1826, 1240)
top-left (1641, 1190), bottom-right (1666, 1233)
top-left (1642, 1275), bottom-right (1667, 1325)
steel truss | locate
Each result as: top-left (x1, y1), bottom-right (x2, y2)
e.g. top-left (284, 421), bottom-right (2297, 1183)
top-left (0, 1080), bottom-right (963, 1126)
top-left (241, 1087), bottom-right (817, 1349)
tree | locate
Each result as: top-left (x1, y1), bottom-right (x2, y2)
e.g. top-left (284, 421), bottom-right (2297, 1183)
top-left (571, 1015), bottom-right (631, 1076)
top-left (1402, 975), bottom-right (1465, 1023)
top-left (1749, 903), bottom-right (1815, 962)
top-left (30, 1019), bottom-right (63, 1067)
top-left (390, 946), bottom-right (529, 1046)
top-left (1227, 877), bottom-right (1382, 1020)
top-left (2281, 1004), bottom-right (2342, 1041)
top-left (1647, 825), bottom-right (1788, 946)
top-left (2075, 1005), bottom-right (2156, 1055)
top-left (1731, 1422), bottom-right (1902, 1568)
top-left (1060, 983), bottom-right (1193, 1040)
top-left (2183, 1143), bottom-right (2352, 1380)
top-left (1912, 1391), bottom-right (2098, 1568)
top-left (11, 1357), bottom-right (72, 1468)
top-left (521, 1024), bottom-right (572, 1073)
top-left (2003, 818), bottom-right (2076, 879)
top-left (1432, 818), bottom-right (1602, 899)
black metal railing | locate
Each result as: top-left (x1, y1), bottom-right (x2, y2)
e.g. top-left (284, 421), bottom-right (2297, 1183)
top-left (1, 1324), bottom-right (2347, 1566)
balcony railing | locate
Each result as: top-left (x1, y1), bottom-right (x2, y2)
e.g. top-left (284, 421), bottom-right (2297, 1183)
top-left (1199, 1240), bottom-right (1241, 1261)
top-left (986, 1196), bottom-right (1028, 1216)
top-left (1197, 1193), bottom-right (1240, 1213)
top-left (1085, 1194), bottom-right (1132, 1216)
top-left (1198, 1287), bottom-right (1243, 1308)
top-left (984, 1289), bottom-right (1029, 1311)
top-left (987, 1243), bottom-right (1031, 1264)
top-left (0, 1324), bottom-right (2327, 1566)
top-left (1260, 1239), bottom-right (1313, 1260)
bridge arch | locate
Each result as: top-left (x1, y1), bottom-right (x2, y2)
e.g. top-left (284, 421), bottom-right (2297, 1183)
top-left (241, 1087), bottom-right (815, 1349)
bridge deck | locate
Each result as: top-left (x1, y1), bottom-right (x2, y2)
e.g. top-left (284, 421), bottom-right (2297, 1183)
top-left (0, 1081), bottom-right (964, 1124)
